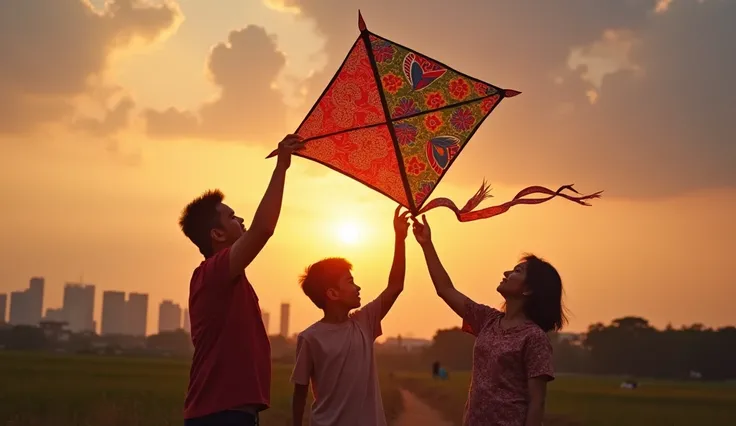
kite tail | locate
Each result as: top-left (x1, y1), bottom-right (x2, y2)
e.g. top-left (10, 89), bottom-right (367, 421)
top-left (460, 179), bottom-right (494, 212)
top-left (417, 183), bottom-right (602, 222)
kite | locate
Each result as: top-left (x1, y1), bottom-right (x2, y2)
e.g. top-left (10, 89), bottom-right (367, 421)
top-left (268, 11), bottom-right (601, 220)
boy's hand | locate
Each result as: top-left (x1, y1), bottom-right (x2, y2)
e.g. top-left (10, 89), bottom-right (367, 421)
top-left (276, 134), bottom-right (305, 168)
top-left (412, 214), bottom-right (432, 246)
top-left (393, 206), bottom-right (410, 240)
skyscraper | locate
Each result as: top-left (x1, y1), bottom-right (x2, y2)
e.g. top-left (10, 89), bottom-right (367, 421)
top-left (9, 290), bottom-right (29, 325)
top-left (126, 293), bottom-right (148, 337)
top-left (101, 291), bottom-right (127, 335)
top-left (62, 283), bottom-right (95, 333)
top-left (0, 293), bottom-right (7, 323)
top-left (182, 309), bottom-right (190, 333)
top-left (158, 300), bottom-right (182, 333)
top-left (7, 277), bottom-right (45, 326)
top-left (28, 277), bottom-right (44, 326)
top-left (280, 303), bottom-right (290, 337)
top-left (262, 311), bottom-right (270, 335)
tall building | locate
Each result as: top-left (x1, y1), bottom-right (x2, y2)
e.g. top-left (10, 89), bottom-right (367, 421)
top-left (182, 309), bottom-right (190, 333)
top-left (279, 303), bottom-right (290, 337)
top-left (7, 277), bottom-right (45, 326)
top-left (62, 283), bottom-right (95, 333)
top-left (158, 300), bottom-right (182, 333)
top-left (0, 293), bottom-right (7, 323)
top-left (101, 291), bottom-right (127, 335)
top-left (126, 293), bottom-right (148, 337)
top-left (28, 277), bottom-right (44, 326)
top-left (9, 290), bottom-right (29, 325)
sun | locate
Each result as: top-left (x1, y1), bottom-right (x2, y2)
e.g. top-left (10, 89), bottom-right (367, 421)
top-left (335, 220), bottom-right (363, 245)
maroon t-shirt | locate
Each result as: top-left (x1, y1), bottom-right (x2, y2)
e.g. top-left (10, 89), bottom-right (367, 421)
top-left (183, 247), bottom-right (271, 419)
top-left (461, 299), bottom-right (554, 426)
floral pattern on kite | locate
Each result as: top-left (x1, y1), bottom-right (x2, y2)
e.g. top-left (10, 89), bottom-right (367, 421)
top-left (298, 39), bottom-right (386, 140)
top-left (266, 11), bottom-right (601, 221)
top-left (369, 34), bottom-right (498, 120)
top-left (298, 125), bottom-right (409, 207)
top-left (391, 97), bottom-right (497, 207)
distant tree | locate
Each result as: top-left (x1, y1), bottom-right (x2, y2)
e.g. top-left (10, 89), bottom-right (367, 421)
top-left (550, 333), bottom-right (592, 373)
top-left (584, 317), bottom-right (736, 380)
top-left (146, 329), bottom-right (192, 356)
top-left (424, 327), bottom-right (475, 370)
top-left (6, 325), bottom-right (47, 350)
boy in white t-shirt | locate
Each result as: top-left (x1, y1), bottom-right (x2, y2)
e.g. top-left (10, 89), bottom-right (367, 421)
top-left (290, 206), bottom-right (410, 426)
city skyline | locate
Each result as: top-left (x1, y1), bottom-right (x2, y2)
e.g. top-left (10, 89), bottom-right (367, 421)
top-left (1, 276), bottom-right (289, 337)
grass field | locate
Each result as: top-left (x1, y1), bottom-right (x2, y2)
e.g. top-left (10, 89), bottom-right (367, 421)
top-left (398, 372), bottom-right (736, 426)
top-left (4, 351), bottom-right (736, 426)
top-left (0, 351), bottom-right (402, 426)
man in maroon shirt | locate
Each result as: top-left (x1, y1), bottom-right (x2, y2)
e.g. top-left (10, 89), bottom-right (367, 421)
top-left (179, 134), bottom-right (304, 426)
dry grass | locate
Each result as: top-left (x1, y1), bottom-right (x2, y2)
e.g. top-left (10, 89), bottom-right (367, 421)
top-left (397, 371), bottom-right (736, 426)
top-left (0, 351), bottom-right (402, 426)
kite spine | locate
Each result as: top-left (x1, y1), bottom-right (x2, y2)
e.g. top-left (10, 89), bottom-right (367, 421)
top-left (359, 22), bottom-right (418, 214)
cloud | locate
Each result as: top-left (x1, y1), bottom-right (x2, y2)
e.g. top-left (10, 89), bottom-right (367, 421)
top-left (0, 0), bottom-right (181, 135)
top-left (144, 25), bottom-right (288, 143)
top-left (263, 0), bottom-right (301, 14)
top-left (273, 0), bottom-right (735, 197)
top-left (568, 29), bottom-right (642, 90)
top-left (73, 97), bottom-right (136, 138)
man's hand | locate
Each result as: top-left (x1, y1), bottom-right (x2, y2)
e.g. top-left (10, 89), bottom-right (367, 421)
top-left (276, 134), bottom-right (305, 169)
top-left (412, 214), bottom-right (432, 246)
top-left (393, 206), bottom-right (410, 240)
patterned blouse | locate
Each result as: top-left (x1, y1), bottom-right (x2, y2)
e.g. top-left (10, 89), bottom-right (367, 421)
top-left (460, 299), bottom-right (554, 426)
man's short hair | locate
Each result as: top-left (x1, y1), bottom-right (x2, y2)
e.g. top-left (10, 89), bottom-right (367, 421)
top-left (179, 189), bottom-right (224, 257)
top-left (299, 258), bottom-right (352, 309)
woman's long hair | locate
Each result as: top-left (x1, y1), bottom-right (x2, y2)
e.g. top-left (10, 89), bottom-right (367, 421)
top-left (520, 254), bottom-right (568, 332)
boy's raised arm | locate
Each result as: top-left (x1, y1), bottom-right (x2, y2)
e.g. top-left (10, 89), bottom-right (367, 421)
top-left (377, 206), bottom-right (410, 319)
top-left (228, 134), bottom-right (303, 279)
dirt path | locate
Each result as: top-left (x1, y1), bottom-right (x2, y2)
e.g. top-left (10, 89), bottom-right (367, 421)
top-left (394, 388), bottom-right (455, 426)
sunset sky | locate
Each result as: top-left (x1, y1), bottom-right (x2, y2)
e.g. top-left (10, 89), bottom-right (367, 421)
top-left (1, 0), bottom-right (734, 338)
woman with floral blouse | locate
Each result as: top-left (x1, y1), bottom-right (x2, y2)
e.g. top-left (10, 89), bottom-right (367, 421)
top-left (412, 215), bottom-right (566, 426)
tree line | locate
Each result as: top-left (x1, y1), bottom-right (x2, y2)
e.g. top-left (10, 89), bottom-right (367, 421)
top-left (416, 316), bottom-right (736, 380)
top-left (2, 316), bottom-right (735, 380)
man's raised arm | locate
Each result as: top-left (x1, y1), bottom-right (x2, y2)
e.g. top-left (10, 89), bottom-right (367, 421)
top-left (228, 135), bottom-right (303, 279)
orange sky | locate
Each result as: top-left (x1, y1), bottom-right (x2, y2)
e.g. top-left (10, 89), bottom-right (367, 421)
top-left (1, 0), bottom-right (734, 338)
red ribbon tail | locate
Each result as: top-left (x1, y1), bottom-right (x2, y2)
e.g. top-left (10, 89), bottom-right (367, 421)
top-left (418, 184), bottom-right (602, 222)
top-left (460, 179), bottom-right (494, 212)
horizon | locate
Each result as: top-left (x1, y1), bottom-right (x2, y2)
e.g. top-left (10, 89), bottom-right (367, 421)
top-left (1, 272), bottom-right (732, 339)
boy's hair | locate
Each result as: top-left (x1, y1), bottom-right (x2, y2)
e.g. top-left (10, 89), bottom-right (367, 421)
top-left (299, 257), bottom-right (353, 309)
top-left (179, 189), bottom-right (224, 257)
top-left (520, 254), bottom-right (568, 333)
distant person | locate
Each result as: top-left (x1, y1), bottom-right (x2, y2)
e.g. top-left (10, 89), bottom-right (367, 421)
top-left (411, 215), bottom-right (564, 426)
top-left (438, 365), bottom-right (449, 380)
top-left (432, 361), bottom-right (448, 380)
top-left (290, 207), bottom-right (410, 426)
top-left (179, 134), bottom-right (304, 426)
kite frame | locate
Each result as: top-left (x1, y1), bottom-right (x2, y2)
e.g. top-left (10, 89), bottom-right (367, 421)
top-left (271, 11), bottom-right (519, 215)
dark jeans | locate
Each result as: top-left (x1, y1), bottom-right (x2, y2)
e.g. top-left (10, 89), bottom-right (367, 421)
top-left (184, 410), bottom-right (259, 426)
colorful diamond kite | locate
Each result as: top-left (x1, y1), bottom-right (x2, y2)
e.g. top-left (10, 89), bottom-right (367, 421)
top-left (268, 11), bottom-right (601, 220)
